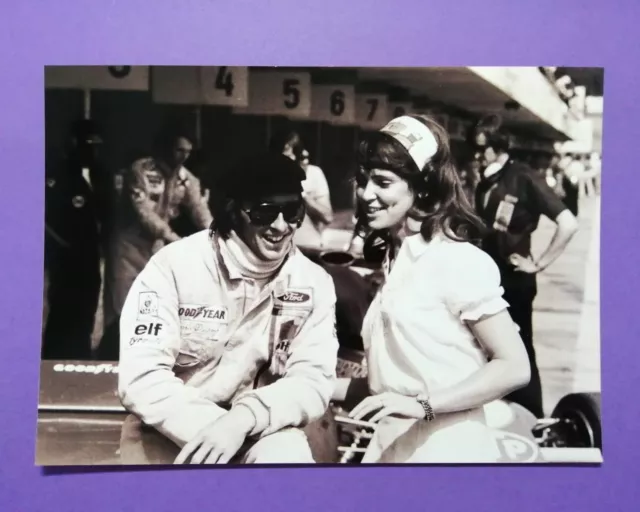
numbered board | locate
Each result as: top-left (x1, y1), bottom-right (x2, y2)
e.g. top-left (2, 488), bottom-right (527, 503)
top-left (152, 66), bottom-right (249, 106)
top-left (386, 101), bottom-right (414, 121)
top-left (201, 66), bottom-right (249, 107)
top-left (356, 94), bottom-right (388, 130)
top-left (309, 85), bottom-right (356, 125)
top-left (233, 70), bottom-right (311, 118)
top-left (45, 66), bottom-right (149, 91)
top-left (152, 66), bottom-right (201, 104)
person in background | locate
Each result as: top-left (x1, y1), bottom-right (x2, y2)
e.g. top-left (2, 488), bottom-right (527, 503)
top-left (459, 159), bottom-right (482, 208)
top-left (268, 129), bottom-right (333, 250)
top-left (294, 148), bottom-right (334, 250)
top-left (560, 153), bottom-right (582, 216)
top-left (43, 119), bottom-right (105, 360)
top-left (544, 153), bottom-right (566, 199)
top-left (118, 152), bottom-right (338, 464)
top-left (588, 152), bottom-right (602, 196)
top-left (99, 127), bottom-right (213, 361)
top-left (475, 132), bottom-right (579, 418)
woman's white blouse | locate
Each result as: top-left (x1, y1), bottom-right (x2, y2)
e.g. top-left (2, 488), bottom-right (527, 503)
top-left (362, 232), bottom-right (509, 398)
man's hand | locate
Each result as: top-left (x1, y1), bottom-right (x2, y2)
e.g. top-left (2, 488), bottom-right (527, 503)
top-left (174, 406), bottom-right (256, 465)
top-left (509, 254), bottom-right (540, 274)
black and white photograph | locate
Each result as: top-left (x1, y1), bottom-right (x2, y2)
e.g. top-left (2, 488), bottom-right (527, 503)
top-left (37, 66), bottom-right (603, 465)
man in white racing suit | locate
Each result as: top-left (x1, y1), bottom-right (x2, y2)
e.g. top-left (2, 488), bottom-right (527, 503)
top-left (118, 152), bottom-right (339, 464)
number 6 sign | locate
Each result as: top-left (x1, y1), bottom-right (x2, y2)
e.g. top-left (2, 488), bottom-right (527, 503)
top-left (233, 70), bottom-right (311, 118)
top-left (309, 85), bottom-right (355, 125)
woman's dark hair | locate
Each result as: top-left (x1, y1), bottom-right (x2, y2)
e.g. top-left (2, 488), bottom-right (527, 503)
top-left (356, 114), bottom-right (487, 244)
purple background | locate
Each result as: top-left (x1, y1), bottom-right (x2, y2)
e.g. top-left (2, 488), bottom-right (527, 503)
top-left (0, 0), bottom-right (636, 510)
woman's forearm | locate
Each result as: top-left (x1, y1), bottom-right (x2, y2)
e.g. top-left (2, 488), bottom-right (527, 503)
top-left (429, 359), bottom-right (530, 415)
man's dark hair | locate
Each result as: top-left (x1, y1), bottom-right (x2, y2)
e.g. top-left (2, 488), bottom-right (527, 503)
top-left (209, 152), bottom-right (305, 239)
top-left (485, 131), bottom-right (511, 154)
top-left (268, 127), bottom-right (304, 160)
top-left (152, 125), bottom-right (194, 154)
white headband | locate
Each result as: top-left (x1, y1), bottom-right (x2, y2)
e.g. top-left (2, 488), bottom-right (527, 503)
top-left (379, 116), bottom-right (438, 170)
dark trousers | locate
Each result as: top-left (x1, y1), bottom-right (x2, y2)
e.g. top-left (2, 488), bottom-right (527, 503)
top-left (42, 248), bottom-right (101, 360)
top-left (502, 276), bottom-right (544, 418)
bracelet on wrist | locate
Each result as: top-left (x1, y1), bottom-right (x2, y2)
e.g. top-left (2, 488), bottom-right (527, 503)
top-left (416, 394), bottom-right (436, 422)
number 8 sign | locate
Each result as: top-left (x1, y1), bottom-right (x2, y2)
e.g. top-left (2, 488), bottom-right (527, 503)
top-left (233, 70), bottom-right (311, 118)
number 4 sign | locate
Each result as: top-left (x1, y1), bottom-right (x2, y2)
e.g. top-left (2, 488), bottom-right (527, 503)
top-left (356, 94), bottom-right (388, 130)
top-left (201, 67), bottom-right (249, 107)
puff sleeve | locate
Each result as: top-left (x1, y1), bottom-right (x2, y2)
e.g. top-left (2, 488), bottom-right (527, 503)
top-left (440, 243), bottom-right (510, 322)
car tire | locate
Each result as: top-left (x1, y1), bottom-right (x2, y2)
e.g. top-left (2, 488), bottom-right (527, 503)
top-left (551, 392), bottom-right (602, 450)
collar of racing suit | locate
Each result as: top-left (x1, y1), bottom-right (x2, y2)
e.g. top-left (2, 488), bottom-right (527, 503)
top-left (216, 230), bottom-right (291, 283)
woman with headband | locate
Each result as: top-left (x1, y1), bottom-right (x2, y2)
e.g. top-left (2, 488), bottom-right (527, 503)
top-left (334, 115), bottom-right (531, 463)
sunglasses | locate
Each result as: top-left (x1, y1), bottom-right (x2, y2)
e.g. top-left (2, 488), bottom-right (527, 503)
top-left (242, 200), bottom-right (306, 227)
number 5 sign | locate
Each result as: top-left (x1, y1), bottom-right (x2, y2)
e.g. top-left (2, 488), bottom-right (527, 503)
top-left (234, 70), bottom-right (311, 118)
top-left (356, 94), bottom-right (388, 130)
top-left (309, 85), bottom-right (355, 125)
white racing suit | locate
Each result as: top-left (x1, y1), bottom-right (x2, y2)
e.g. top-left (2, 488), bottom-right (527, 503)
top-left (117, 230), bottom-right (339, 464)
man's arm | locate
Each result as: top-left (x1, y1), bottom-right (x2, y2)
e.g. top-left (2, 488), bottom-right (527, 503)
top-left (526, 170), bottom-right (579, 271)
top-left (125, 159), bottom-right (181, 243)
top-left (233, 272), bottom-right (339, 437)
top-left (534, 210), bottom-right (578, 271)
top-left (117, 252), bottom-right (226, 447)
top-left (181, 170), bottom-right (214, 230)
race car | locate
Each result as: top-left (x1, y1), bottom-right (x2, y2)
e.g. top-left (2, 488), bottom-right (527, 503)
top-left (35, 356), bottom-right (602, 465)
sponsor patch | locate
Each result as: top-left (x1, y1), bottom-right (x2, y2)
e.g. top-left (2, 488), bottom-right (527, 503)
top-left (179, 305), bottom-right (228, 321)
top-left (493, 430), bottom-right (541, 463)
top-left (128, 336), bottom-right (161, 348)
top-left (134, 322), bottom-right (164, 337)
top-left (138, 292), bottom-right (159, 319)
top-left (493, 197), bottom-right (517, 233)
top-left (179, 304), bottom-right (228, 341)
top-left (273, 288), bottom-right (313, 310)
top-left (71, 195), bottom-right (85, 208)
top-left (53, 363), bottom-right (118, 374)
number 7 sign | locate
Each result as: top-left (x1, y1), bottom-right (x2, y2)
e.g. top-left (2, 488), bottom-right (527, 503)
top-left (356, 94), bottom-right (388, 130)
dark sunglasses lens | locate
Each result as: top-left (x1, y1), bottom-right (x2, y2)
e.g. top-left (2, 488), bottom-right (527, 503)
top-left (249, 205), bottom-right (279, 226)
top-left (282, 202), bottom-right (305, 223)
top-left (248, 202), bottom-right (304, 226)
